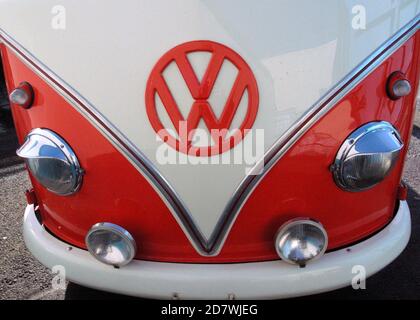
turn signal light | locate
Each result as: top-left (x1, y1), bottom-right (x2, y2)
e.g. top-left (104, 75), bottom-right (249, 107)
top-left (386, 72), bottom-right (412, 100)
top-left (9, 82), bottom-right (34, 109)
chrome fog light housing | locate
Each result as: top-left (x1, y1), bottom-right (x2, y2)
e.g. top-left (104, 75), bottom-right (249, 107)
top-left (16, 128), bottom-right (83, 195)
top-left (331, 121), bottom-right (403, 192)
top-left (275, 219), bottom-right (328, 267)
top-left (86, 223), bottom-right (137, 267)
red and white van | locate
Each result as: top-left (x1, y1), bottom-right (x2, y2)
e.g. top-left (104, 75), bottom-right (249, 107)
top-left (0, 1), bottom-right (419, 299)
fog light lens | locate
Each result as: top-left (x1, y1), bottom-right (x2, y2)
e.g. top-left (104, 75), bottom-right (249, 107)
top-left (86, 223), bottom-right (137, 267)
top-left (332, 121), bottom-right (403, 191)
top-left (17, 128), bottom-right (83, 195)
top-left (275, 219), bottom-right (328, 267)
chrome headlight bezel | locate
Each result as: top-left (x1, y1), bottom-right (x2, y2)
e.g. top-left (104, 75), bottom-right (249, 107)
top-left (16, 128), bottom-right (83, 196)
top-left (331, 121), bottom-right (403, 192)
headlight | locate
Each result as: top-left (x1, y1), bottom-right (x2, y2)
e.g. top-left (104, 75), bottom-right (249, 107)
top-left (275, 219), bottom-right (328, 267)
top-left (331, 121), bottom-right (403, 192)
top-left (17, 128), bottom-right (83, 195)
top-left (86, 223), bottom-right (137, 267)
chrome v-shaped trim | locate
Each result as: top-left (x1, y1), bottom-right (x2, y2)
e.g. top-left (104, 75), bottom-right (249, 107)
top-left (208, 15), bottom-right (420, 255)
top-left (0, 27), bottom-right (211, 255)
top-left (1, 14), bottom-right (418, 256)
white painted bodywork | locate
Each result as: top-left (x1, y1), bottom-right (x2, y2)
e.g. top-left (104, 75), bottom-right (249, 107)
top-left (1, 0), bottom-right (419, 244)
top-left (23, 201), bottom-right (411, 299)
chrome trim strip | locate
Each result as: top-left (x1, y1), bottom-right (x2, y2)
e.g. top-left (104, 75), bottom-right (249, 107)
top-left (1, 14), bottom-right (419, 256)
top-left (207, 14), bottom-right (420, 254)
top-left (0, 27), bottom-right (210, 255)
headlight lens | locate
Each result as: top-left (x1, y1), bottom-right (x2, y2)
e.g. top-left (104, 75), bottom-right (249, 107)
top-left (332, 121), bottom-right (403, 191)
top-left (86, 223), bottom-right (137, 267)
top-left (17, 128), bottom-right (83, 195)
top-left (275, 219), bottom-right (328, 267)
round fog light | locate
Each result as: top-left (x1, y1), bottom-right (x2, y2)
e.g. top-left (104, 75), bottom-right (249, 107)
top-left (275, 219), bottom-right (328, 267)
top-left (86, 223), bottom-right (137, 267)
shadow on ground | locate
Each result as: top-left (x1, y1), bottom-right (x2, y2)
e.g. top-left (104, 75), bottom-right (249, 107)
top-left (0, 107), bottom-right (21, 166)
top-left (412, 124), bottom-right (420, 139)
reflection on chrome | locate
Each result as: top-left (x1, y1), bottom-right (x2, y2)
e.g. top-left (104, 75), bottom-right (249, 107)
top-left (331, 121), bottom-right (403, 192)
top-left (17, 128), bottom-right (83, 195)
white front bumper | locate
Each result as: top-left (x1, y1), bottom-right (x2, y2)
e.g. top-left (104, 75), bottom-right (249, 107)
top-left (23, 201), bottom-right (411, 299)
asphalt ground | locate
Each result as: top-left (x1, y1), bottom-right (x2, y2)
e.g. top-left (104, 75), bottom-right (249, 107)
top-left (0, 101), bottom-right (419, 300)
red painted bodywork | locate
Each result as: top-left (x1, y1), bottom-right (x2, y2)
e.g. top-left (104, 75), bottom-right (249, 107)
top-left (1, 31), bottom-right (419, 263)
